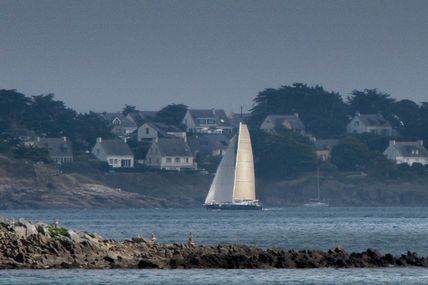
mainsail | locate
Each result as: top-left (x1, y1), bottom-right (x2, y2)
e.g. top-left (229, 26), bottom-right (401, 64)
top-left (204, 135), bottom-right (237, 204)
top-left (232, 123), bottom-right (256, 202)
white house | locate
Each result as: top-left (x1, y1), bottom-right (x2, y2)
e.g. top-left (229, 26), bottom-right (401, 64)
top-left (383, 140), bottom-right (428, 166)
top-left (145, 138), bottom-right (195, 171)
top-left (92, 138), bottom-right (134, 168)
top-left (260, 114), bottom-right (305, 134)
top-left (137, 122), bottom-right (186, 142)
top-left (181, 109), bottom-right (233, 134)
top-left (346, 113), bottom-right (392, 136)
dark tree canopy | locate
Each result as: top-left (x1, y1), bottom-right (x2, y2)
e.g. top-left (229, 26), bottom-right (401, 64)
top-left (251, 129), bottom-right (317, 178)
top-left (122, 105), bottom-right (136, 116)
top-left (155, 104), bottom-right (188, 126)
top-left (347, 89), bottom-right (395, 115)
top-left (249, 83), bottom-right (348, 138)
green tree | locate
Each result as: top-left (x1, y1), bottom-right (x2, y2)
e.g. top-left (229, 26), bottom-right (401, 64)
top-left (347, 89), bottom-right (395, 115)
top-left (252, 129), bottom-right (317, 178)
top-left (155, 104), bottom-right (188, 126)
top-left (122, 105), bottom-right (136, 116)
top-left (0, 89), bottom-right (31, 131)
top-left (72, 112), bottom-right (113, 149)
top-left (249, 83), bottom-right (348, 138)
top-left (331, 136), bottom-right (371, 171)
top-left (13, 145), bottom-right (51, 163)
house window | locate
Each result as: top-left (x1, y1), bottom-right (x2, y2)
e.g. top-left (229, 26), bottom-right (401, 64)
top-left (121, 159), bottom-right (131, 167)
top-left (109, 159), bottom-right (113, 164)
top-left (114, 159), bottom-right (118, 164)
top-left (166, 157), bottom-right (172, 163)
top-left (145, 128), bottom-right (149, 134)
top-left (186, 158), bottom-right (189, 163)
top-left (175, 157), bottom-right (180, 163)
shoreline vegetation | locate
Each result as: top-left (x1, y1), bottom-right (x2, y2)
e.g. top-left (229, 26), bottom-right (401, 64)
top-left (0, 218), bottom-right (427, 270)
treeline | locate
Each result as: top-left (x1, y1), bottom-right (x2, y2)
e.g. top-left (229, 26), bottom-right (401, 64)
top-left (0, 90), bottom-right (112, 150)
top-left (248, 83), bottom-right (428, 179)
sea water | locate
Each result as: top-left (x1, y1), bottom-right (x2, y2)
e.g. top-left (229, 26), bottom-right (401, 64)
top-left (0, 207), bottom-right (428, 284)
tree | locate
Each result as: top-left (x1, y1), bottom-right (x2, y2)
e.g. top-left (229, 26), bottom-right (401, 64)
top-left (252, 129), bottom-right (317, 178)
top-left (25, 94), bottom-right (77, 137)
top-left (347, 89), bottom-right (395, 115)
top-left (249, 83), bottom-right (348, 138)
top-left (13, 145), bottom-right (50, 163)
top-left (0, 89), bottom-right (31, 130)
top-left (122, 105), bottom-right (136, 116)
top-left (155, 104), bottom-right (188, 126)
top-left (72, 112), bottom-right (113, 149)
top-left (331, 136), bottom-right (371, 171)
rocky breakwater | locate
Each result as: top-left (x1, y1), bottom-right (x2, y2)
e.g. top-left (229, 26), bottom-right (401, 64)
top-left (0, 218), bottom-right (427, 269)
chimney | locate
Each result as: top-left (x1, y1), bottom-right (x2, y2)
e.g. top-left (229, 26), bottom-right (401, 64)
top-left (123, 137), bottom-right (127, 143)
top-left (97, 137), bottom-right (102, 143)
top-left (293, 113), bottom-right (299, 118)
top-left (63, 136), bottom-right (67, 142)
top-left (36, 136), bottom-right (41, 142)
top-left (211, 108), bottom-right (216, 115)
top-left (418, 140), bottom-right (423, 146)
top-left (355, 111), bottom-right (361, 116)
top-left (390, 140), bottom-right (396, 146)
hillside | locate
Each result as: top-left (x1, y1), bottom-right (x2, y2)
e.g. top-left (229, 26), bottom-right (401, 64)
top-left (0, 156), bottom-right (172, 209)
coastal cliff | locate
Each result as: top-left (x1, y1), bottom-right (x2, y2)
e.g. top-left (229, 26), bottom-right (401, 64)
top-left (0, 218), bottom-right (427, 269)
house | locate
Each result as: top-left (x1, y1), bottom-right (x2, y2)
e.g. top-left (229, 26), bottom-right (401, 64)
top-left (92, 138), bottom-right (134, 168)
top-left (101, 113), bottom-right (138, 137)
top-left (145, 138), bottom-right (196, 171)
top-left (187, 134), bottom-right (229, 156)
top-left (127, 111), bottom-right (158, 127)
top-left (313, 139), bottom-right (339, 161)
top-left (346, 113), bottom-right (393, 136)
top-left (260, 114), bottom-right (305, 134)
top-left (137, 122), bottom-right (186, 142)
top-left (35, 137), bottom-right (73, 164)
top-left (383, 140), bottom-right (428, 166)
top-left (181, 109), bottom-right (233, 134)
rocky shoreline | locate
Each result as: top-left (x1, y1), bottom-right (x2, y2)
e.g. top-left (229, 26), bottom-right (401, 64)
top-left (0, 218), bottom-right (427, 269)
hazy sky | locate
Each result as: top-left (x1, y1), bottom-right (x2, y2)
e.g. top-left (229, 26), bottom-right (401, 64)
top-left (0, 0), bottom-right (427, 113)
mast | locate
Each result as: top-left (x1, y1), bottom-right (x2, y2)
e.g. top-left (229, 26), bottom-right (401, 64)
top-left (317, 167), bottom-right (320, 201)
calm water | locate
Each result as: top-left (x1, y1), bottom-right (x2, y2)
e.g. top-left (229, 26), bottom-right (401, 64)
top-left (1, 207), bottom-right (428, 284)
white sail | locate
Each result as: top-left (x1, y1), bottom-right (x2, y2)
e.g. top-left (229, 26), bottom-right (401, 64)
top-left (232, 123), bottom-right (256, 202)
top-left (204, 135), bottom-right (237, 204)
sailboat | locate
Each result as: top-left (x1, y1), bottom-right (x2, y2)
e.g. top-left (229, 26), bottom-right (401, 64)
top-left (204, 123), bottom-right (262, 210)
top-left (303, 168), bottom-right (329, 207)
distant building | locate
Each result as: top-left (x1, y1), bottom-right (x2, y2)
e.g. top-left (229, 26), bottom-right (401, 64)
top-left (313, 139), bottom-right (339, 161)
top-left (101, 113), bottom-right (138, 137)
top-left (260, 114), bottom-right (305, 134)
top-left (137, 122), bottom-right (186, 142)
top-left (92, 138), bottom-right (134, 168)
top-left (145, 138), bottom-right (195, 171)
top-left (346, 113), bottom-right (392, 136)
top-left (383, 140), bottom-right (428, 166)
top-left (181, 109), bottom-right (233, 134)
top-left (126, 111), bottom-right (158, 127)
top-left (187, 134), bottom-right (229, 156)
top-left (35, 137), bottom-right (73, 164)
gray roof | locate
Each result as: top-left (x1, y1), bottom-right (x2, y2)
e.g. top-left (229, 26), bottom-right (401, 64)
top-left (394, 141), bottom-right (428, 158)
top-left (314, 139), bottom-right (339, 150)
top-left (155, 138), bottom-right (193, 157)
top-left (101, 113), bottom-right (137, 128)
top-left (188, 109), bottom-right (232, 127)
top-left (357, 114), bottom-right (391, 127)
top-left (36, 137), bottom-right (73, 157)
top-left (264, 114), bottom-right (305, 131)
top-left (187, 134), bottom-right (229, 153)
top-left (98, 139), bottom-right (133, 156)
top-left (146, 122), bottom-right (183, 138)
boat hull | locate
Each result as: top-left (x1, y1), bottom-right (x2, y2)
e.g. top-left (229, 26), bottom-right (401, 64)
top-left (204, 203), bottom-right (262, 210)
